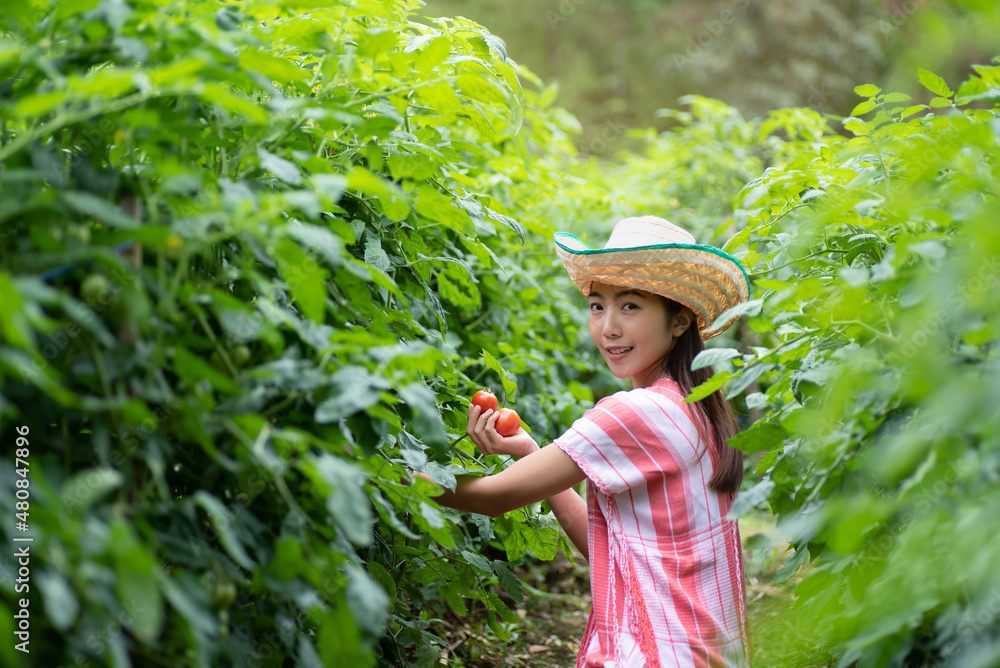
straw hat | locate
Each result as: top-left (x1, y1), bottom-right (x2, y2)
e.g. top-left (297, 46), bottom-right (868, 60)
top-left (554, 216), bottom-right (751, 340)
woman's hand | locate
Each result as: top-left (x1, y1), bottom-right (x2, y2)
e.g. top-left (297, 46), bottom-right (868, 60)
top-left (467, 403), bottom-right (540, 458)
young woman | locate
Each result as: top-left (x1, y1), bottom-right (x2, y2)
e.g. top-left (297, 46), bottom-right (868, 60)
top-left (422, 216), bottom-right (752, 667)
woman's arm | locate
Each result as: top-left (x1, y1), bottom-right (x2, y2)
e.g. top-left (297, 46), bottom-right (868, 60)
top-left (426, 443), bottom-right (585, 517)
top-left (425, 404), bottom-right (590, 558)
top-left (544, 486), bottom-right (589, 560)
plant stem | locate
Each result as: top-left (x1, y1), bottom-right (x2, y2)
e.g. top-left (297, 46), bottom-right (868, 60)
top-left (829, 319), bottom-right (896, 343)
top-left (757, 248), bottom-right (849, 275)
top-left (347, 77), bottom-right (450, 109)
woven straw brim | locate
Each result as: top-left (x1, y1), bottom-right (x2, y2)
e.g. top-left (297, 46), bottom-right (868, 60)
top-left (554, 233), bottom-right (751, 339)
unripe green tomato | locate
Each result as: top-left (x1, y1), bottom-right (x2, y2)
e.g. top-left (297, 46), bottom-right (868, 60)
top-left (213, 580), bottom-right (237, 609)
top-left (231, 344), bottom-right (251, 367)
top-left (80, 274), bottom-right (110, 304)
top-left (66, 225), bottom-right (91, 245)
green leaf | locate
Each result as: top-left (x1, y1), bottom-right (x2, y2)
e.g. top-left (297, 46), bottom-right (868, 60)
top-left (414, 185), bottom-right (473, 232)
top-left (899, 105), bottom-right (928, 119)
top-left (727, 422), bottom-right (788, 454)
top-left (200, 82), bottom-right (269, 123)
top-left (58, 292), bottom-right (118, 348)
top-left (298, 637), bottom-right (326, 668)
top-left (345, 565), bottom-right (390, 635)
top-left (708, 298), bottom-right (763, 332)
top-left (398, 381), bottom-right (448, 448)
top-left (691, 347), bottom-right (741, 371)
top-left (347, 168), bottom-right (410, 222)
top-left (62, 192), bottom-right (140, 228)
top-left (365, 562), bottom-right (397, 614)
top-left (311, 173), bottom-right (348, 204)
top-left (317, 605), bottom-right (368, 667)
top-left (60, 467), bottom-right (123, 512)
top-left (273, 237), bottom-right (328, 323)
top-left (161, 573), bottom-right (217, 639)
top-left (416, 500), bottom-right (454, 547)
top-left (306, 452), bottom-right (374, 546)
top-left (420, 461), bottom-right (456, 491)
top-left (520, 517), bottom-right (559, 560)
top-left (843, 118), bottom-right (869, 135)
top-left (363, 228), bottom-right (392, 273)
top-left (173, 346), bottom-right (239, 394)
top-left (727, 479), bottom-right (774, 519)
top-left (441, 582), bottom-right (468, 616)
top-left (686, 370), bottom-right (733, 403)
top-left (854, 84), bottom-right (881, 98)
top-left (482, 349), bottom-right (517, 404)
top-left (258, 148), bottom-right (303, 186)
top-left (955, 76), bottom-right (992, 105)
top-left (773, 545), bottom-right (809, 583)
top-left (725, 363), bottom-right (774, 399)
top-left (286, 224), bottom-right (346, 269)
top-left (437, 262), bottom-right (481, 312)
top-left (193, 491), bottom-right (256, 570)
top-left (397, 428), bottom-right (429, 469)
top-left (387, 153), bottom-right (439, 181)
top-left (461, 550), bottom-right (493, 573)
top-left (495, 516), bottom-right (527, 560)
top-left (37, 570), bottom-right (80, 631)
top-left (723, 225), bottom-right (753, 253)
top-left (315, 366), bottom-right (390, 423)
top-left (109, 519), bottom-right (164, 644)
top-left (239, 48), bottom-right (310, 84)
top-left (917, 68), bottom-right (954, 98)
top-left (272, 537), bottom-right (304, 578)
top-left (850, 99), bottom-right (878, 116)
top-left (492, 561), bottom-right (524, 606)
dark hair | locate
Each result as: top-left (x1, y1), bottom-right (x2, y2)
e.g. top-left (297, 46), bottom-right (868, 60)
top-left (657, 297), bottom-right (744, 495)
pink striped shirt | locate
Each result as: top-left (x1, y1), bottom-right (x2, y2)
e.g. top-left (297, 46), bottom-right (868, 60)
top-left (553, 377), bottom-right (750, 668)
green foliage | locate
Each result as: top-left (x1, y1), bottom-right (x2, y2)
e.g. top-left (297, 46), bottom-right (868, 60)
top-left (0, 1), bottom-right (592, 666)
top-left (720, 62), bottom-right (1000, 665)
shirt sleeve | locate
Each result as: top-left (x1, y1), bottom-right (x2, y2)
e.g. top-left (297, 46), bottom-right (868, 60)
top-left (553, 389), bottom-right (692, 496)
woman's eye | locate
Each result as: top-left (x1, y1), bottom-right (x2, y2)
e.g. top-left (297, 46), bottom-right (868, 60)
top-left (623, 302), bottom-right (638, 311)
top-left (589, 303), bottom-right (602, 312)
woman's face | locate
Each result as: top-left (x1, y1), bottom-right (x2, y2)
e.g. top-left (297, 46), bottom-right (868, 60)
top-left (588, 281), bottom-right (692, 388)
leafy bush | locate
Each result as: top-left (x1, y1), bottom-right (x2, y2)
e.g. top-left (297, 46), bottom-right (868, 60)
top-left (719, 65), bottom-right (1000, 666)
top-left (0, 1), bottom-right (598, 666)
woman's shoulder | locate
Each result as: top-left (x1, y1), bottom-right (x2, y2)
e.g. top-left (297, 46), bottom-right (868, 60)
top-left (593, 378), bottom-right (688, 413)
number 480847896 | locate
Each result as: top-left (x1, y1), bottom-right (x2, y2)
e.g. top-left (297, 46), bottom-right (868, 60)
top-left (14, 426), bottom-right (29, 522)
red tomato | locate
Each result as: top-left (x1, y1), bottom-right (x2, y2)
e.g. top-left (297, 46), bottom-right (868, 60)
top-left (471, 389), bottom-right (498, 413)
top-left (495, 408), bottom-right (520, 437)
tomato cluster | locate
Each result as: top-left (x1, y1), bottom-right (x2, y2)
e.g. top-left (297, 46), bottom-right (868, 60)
top-left (470, 389), bottom-right (520, 437)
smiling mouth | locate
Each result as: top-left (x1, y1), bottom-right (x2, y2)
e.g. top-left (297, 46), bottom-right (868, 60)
top-left (606, 347), bottom-right (633, 356)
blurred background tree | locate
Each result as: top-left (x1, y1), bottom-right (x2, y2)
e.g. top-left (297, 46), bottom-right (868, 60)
top-left (421, 0), bottom-right (999, 155)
